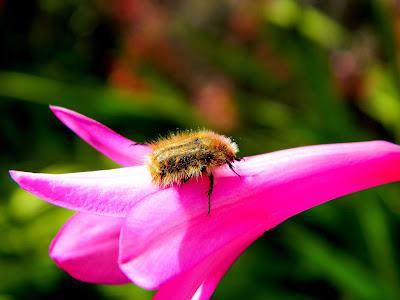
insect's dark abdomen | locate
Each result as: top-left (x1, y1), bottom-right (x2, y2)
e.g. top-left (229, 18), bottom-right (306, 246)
top-left (157, 145), bottom-right (213, 176)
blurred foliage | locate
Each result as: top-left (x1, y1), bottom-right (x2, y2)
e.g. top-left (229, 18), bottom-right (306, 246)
top-left (1, 0), bottom-right (400, 299)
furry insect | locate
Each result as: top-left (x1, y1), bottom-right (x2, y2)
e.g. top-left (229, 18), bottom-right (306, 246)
top-left (146, 130), bottom-right (240, 214)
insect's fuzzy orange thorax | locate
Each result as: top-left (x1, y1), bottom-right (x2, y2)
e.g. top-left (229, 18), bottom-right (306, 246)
top-left (147, 130), bottom-right (238, 187)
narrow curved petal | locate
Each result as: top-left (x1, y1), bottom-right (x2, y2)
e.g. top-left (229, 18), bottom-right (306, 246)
top-left (154, 229), bottom-right (260, 300)
top-left (9, 166), bottom-right (159, 217)
top-left (50, 213), bottom-right (129, 284)
top-left (119, 141), bottom-right (400, 289)
top-left (50, 105), bottom-right (151, 166)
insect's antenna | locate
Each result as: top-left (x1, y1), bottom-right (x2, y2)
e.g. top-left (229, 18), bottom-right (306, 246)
top-left (227, 161), bottom-right (241, 178)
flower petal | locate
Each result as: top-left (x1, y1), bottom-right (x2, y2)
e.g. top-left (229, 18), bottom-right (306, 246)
top-left (235, 140), bottom-right (400, 223)
top-left (9, 166), bottom-right (159, 217)
top-left (50, 105), bottom-right (151, 166)
top-left (50, 213), bottom-right (129, 284)
top-left (153, 228), bottom-right (259, 300)
top-left (119, 187), bottom-right (269, 289)
top-left (119, 141), bottom-right (400, 289)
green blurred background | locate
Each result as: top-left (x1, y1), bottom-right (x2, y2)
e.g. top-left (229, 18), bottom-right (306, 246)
top-left (2, 0), bottom-right (400, 299)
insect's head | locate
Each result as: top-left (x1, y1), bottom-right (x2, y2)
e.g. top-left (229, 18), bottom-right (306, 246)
top-left (220, 138), bottom-right (238, 162)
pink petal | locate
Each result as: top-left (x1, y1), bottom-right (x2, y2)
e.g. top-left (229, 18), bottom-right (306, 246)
top-left (50, 213), bottom-right (129, 284)
top-left (50, 105), bottom-right (151, 166)
top-left (9, 166), bottom-right (159, 217)
top-left (154, 228), bottom-right (260, 300)
top-left (119, 141), bottom-right (400, 290)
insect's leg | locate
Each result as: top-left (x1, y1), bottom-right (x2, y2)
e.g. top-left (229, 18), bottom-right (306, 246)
top-left (227, 160), bottom-right (241, 178)
top-left (208, 173), bottom-right (214, 215)
top-left (235, 157), bottom-right (242, 162)
top-left (128, 142), bottom-right (144, 148)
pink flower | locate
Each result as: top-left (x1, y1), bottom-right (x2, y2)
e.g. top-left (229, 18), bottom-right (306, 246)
top-left (9, 106), bottom-right (400, 300)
